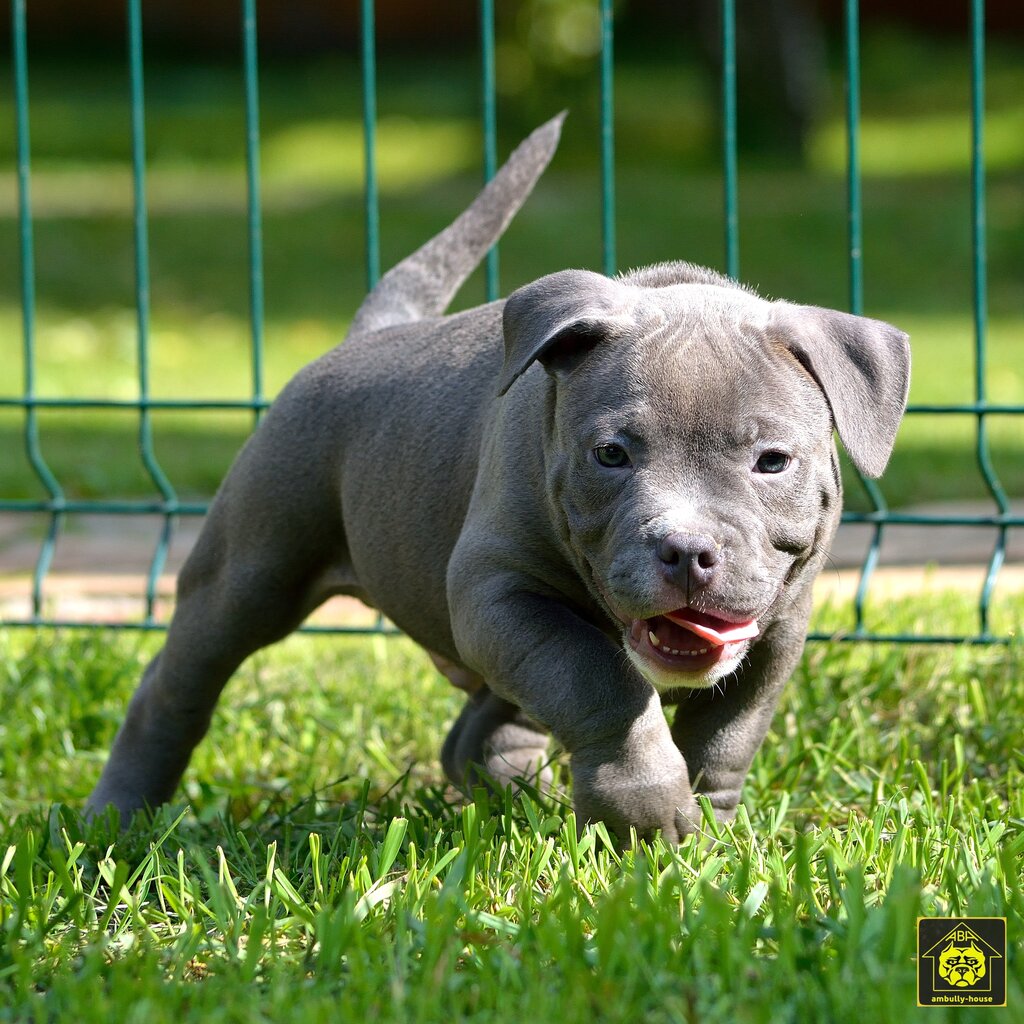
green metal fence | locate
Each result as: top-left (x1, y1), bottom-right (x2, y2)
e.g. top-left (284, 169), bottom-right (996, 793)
top-left (1, 0), bottom-right (1020, 643)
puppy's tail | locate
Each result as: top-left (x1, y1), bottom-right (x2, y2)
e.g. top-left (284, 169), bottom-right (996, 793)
top-left (348, 112), bottom-right (566, 338)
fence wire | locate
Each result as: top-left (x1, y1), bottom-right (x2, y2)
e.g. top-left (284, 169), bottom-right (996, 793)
top-left (1, 0), bottom-right (1020, 642)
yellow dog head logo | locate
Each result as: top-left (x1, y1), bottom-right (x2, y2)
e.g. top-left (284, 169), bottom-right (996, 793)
top-left (938, 940), bottom-right (987, 988)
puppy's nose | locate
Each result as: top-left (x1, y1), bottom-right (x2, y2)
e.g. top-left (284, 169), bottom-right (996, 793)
top-left (658, 531), bottom-right (721, 588)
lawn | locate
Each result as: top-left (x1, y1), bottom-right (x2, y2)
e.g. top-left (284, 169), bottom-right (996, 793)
top-left (1, 591), bottom-right (1022, 1021)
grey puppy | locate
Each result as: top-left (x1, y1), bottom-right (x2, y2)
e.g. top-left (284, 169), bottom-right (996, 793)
top-left (86, 115), bottom-right (909, 840)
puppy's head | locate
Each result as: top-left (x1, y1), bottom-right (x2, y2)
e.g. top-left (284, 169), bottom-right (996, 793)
top-left (500, 264), bottom-right (909, 691)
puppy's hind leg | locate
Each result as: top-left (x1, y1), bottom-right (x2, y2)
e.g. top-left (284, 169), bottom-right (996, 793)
top-left (440, 687), bottom-right (553, 795)
top-left (86, 432), bottom-right (346, 824)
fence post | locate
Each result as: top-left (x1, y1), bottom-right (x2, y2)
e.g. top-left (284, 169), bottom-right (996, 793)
top-left (480, 0), bottom-right (500, 301)
top-left (360, 0), bottom-right (381, 291)
top-left (243, 0), bottom-right (266, 426)
top-left (969, 0), bottom-right (1009, 637)
top-left (720, 0), bottom-right (739, 280)
top-left (599, 0), bottom-right (616, 276)
top-left (12, 0), bottom-right (64, 620)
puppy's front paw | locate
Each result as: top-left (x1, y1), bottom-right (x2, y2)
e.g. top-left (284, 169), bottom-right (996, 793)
top-left (570, 739), bottom-right (699, 843)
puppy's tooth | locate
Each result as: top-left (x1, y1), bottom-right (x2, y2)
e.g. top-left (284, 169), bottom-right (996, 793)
top-left (670, 648), bottom-right (680, 655)
top-left (648, 630), bottom-right (659, 646)
top-left (661, 645), bottom-right (672, 654)
top-left (696, 647), bottom-right (708, 655)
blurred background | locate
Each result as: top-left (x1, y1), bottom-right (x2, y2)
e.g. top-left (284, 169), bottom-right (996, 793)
top-left (0, 0), bottom-right (1021, 516)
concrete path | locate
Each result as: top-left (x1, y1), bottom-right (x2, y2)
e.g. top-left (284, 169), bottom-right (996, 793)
top-left (1, 501), bottom-right (1021, 626)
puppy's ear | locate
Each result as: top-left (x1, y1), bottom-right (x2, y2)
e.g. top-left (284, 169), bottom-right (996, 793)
top-left (770, 303), bottom-right (910, 478)
top-left (498, 270), bottom-right (634, 395)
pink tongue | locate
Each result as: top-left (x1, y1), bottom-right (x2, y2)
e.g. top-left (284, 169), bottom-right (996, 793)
top-left (663, 610), bottom-right (759, 647)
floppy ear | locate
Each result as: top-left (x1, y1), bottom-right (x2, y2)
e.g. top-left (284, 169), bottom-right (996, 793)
top-left (498, 270), bottom-right (635, 395)
top-left (769, 303), bottom-right (910, 477)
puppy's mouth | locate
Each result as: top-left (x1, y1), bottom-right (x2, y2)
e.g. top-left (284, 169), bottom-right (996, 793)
top-left (626, 608), bottom-right (759, 674)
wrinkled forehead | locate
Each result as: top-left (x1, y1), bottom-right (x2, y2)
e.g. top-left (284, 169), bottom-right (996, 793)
top-left (635, 283), bottom-right (772, 356)
top-left (570, 284), bottom-right (828, 430)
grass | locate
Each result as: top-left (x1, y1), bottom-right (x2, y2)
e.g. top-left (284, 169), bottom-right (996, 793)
top-left (1, 593), bottom-right (1023, 1021)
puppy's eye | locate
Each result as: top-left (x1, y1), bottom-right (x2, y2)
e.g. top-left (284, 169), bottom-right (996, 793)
top-left (593, 443), bottom-right (631, 468)
top-left (754, 450), bottom-right (791, 474)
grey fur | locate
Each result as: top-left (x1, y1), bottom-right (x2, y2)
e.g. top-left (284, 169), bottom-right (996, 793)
top-left (85, 115), bottom-right (910, 841)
